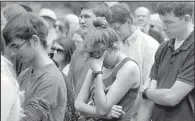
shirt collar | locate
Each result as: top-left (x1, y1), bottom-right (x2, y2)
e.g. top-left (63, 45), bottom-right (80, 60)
top-left (168, 30), bottom-right (194, 51)
top-left (1, 54), bottom-right (13, 68)
top-left (124, 29), bottom-right (142, 45)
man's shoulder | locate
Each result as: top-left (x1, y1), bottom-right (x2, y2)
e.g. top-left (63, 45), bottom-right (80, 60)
top-left (40, 67), bottom-right (66, 91)
top-left (43, 64), bottom-right (63, 79)
top-left (155, 40), bottom-right (170, 55)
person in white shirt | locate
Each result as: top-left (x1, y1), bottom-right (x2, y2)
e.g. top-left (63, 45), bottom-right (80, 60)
top-left (110, 3), bottom-right (159, 90)
top-left (1, 36), bottom-right (22, 121)
top-left (109, 3), bottom-right (159, 120)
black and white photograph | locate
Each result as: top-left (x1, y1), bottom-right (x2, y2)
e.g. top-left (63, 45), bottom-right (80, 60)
top-left (1, 1), bottom-right (194, 121)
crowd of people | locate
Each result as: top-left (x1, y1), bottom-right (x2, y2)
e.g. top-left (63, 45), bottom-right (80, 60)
top-left (1, 1), bottom-right (194, 121)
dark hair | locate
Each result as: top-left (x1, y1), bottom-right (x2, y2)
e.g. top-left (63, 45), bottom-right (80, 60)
top-left (85, 17), bottom-right (118, 52)
top-left (20, 4), bottom-right (33, 12)
top-left (110, 3), bottom-right (134, 24)
top-left (3, 12), bottom-right (48, 48)
top-left (157, 2), bottom-right (194, 17)
top-left (53, 35), bottom-right (74, 64)
top-left (81, 2), bottom-right (112, 23)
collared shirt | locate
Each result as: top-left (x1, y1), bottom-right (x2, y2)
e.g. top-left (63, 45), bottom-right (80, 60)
top-left (1, 55), bottom-right (21, 121)
top-left (18, 63), bottom-right (67, 121)
top-left (150, 30), bottom-right (194, 121)
top-left (120, 29), bottom-right (159, 85)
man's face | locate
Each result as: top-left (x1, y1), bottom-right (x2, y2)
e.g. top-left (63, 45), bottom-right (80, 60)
top-left (79, 9), bottom-right (97, 36)
top-left (159, 12), bottom-right (186, 39)
top-left (8, 38), bottom-right (35, 64)
top-left (134, 9), bottom-right (150, 30)
top-left (110, 21), bottom-right (130, 42)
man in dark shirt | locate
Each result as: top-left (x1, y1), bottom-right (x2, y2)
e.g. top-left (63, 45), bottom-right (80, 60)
top-left (3, 12), bottom-right (67, 121)
top-left (138, 2), bottom-right (194, 121)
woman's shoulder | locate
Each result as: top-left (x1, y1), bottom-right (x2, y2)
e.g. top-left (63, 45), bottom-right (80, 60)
top-left (125, 59), bottom-right (139, 71)
top-left (118, 58), bottom-right (139, 76)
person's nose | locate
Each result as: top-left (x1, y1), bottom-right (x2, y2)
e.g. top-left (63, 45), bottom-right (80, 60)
top-left (162, 23), bottom-right (168, 31)
top-left (53, 49), bottom-right (57, 54)
top-left (79, 17), bottom-right (85, 24)
top-left (55, 26), bottom-right (59, 31)
top-left (138, 16), bottom-right (144, 20)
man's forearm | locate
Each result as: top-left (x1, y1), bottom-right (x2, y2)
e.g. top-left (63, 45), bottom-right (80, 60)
top-left (146, 88), bottom-right (174, 106)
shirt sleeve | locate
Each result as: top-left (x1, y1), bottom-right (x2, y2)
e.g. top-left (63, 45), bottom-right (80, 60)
top-left (177, 47), bottom-right (194, 86)
top-left (20, 76), bottom-right (64, 121)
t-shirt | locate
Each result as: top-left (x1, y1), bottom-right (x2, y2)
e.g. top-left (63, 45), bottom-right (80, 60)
top-left (150, 30), bottom-right (194, 121)
top-left (18, 63), bottom-right (67, 121)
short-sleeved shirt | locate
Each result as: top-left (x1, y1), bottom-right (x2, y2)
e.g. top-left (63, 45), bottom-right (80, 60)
top-left (120, 29), bottom-right (159, 85)
top-left (18, 63), bottom-right (67, 121)
top-left (150, 30), bottom-right (194, 121)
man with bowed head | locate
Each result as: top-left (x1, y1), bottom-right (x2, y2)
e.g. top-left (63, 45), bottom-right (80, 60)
top-left (3, 12), bottom-right (67, 121)
top-left (138, 2), bottom-right (194, 121)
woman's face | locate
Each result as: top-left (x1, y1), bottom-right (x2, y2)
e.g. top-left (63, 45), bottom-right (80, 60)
top-left (51, 42), bottom-right (65, 64)
top-left (103, 48), bottom-right (118, 69)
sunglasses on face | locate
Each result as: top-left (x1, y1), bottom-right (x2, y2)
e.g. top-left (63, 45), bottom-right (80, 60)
top-left (51, 47), bottom-right (64, 53)
top-left (89, 50), bottom-right (105, 59)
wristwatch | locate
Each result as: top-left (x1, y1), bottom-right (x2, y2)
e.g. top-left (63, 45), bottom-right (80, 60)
top-left (92, 71), bottom-right (103, 79)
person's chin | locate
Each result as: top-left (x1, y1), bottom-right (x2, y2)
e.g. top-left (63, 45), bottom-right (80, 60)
top-left (80, 27), bottom-right (88, 34)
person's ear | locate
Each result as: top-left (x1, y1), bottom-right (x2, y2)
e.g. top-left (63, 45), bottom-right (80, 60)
top-left (112, 46), bottom-right (118, 53)
top-left (127, 18), bottom-right (133, 25)
top-left (184, 14), bottom-right (191, 22)
top-left (31, 35), bottom-right (40, 46)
